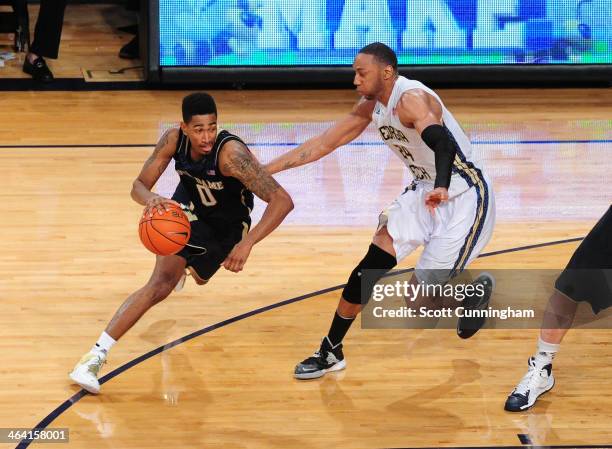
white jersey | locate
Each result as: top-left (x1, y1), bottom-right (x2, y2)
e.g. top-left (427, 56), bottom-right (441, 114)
top-left (372, 76), bottom-right (485, 198)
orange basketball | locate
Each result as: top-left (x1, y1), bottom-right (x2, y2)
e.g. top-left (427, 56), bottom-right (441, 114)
top-left (138, 203), bottom-right (191, 256)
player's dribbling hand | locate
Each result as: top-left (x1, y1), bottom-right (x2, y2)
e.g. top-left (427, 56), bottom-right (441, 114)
top-left (222, 240), bottom-right (253, 273)
top-left (144, 196), bottom-right (181, 217)
top-left (424, 187), bottom-right (449, 215)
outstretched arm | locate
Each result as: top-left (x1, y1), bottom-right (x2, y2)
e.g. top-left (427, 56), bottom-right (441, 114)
top-left (265, 99), bottom-right (374, 174)
top-left (131, 128), bottom-right (180, 216)
top-left (219, 140), bottom-right (294, 272)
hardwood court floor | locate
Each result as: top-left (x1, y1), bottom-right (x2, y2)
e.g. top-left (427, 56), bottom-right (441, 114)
top-left (0, 89), bottom-right (611, 448)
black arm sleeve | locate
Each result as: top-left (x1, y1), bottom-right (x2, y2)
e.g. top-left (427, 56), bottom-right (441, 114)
top-left (421, 124), bottom-right (458, 189)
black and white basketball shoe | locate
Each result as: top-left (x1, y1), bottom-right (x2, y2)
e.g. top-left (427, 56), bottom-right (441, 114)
top-left (294, 337), bottom-right (346, 380)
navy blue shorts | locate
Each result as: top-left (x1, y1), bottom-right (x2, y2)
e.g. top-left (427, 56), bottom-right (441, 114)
top-left (175, 215), bottom-right (249, 281)
top-left (555, 206), bottom-right (612, 313)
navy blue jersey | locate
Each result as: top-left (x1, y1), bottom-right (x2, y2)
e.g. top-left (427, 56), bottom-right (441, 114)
top-left (171, 129), bottom-right (254, 229)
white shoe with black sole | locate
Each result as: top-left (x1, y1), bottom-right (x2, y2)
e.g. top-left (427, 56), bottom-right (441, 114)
top-left (505, 357), bottom-right (555, 412)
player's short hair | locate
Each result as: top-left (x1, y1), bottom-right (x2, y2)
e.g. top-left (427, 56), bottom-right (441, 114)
top-left (358, 42), bottom-right (398, 72)
top-left (182, 92), bottom-right (217, 123)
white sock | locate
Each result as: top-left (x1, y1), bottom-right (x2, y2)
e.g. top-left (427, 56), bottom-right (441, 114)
top-left (92, 331), bottom-right (116, 356)
top-left (534, 336), bottom-right (559, 368)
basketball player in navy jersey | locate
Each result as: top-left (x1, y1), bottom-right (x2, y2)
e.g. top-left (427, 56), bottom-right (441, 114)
top-left (266, 42), bottom-right (496, 380)
top-left (70, 93), bottom-right (293, 393)
top-left (505, 205), bottom-right (612, 411)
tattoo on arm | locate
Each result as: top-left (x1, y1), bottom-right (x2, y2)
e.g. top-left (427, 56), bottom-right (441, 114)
top-left (139, 129), bottom-right (174, 179)
top-left (156, 158), bottom-right (170, 175)
top-left (143, 130), bottom-right (172, 172)
top-left (281, 148), bottom-right (312, 170)
top-left (223, 143), bottom-right (280, 202)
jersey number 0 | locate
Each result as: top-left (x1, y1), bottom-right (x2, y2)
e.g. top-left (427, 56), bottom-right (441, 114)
top-left (196, 183), bottom-right (218, 207)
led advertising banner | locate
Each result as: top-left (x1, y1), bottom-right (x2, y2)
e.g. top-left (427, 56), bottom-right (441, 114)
top-left (158, 0), bottom-right (611, 67)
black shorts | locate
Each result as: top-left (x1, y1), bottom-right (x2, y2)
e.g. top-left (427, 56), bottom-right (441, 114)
top-left (554, 206), bottom-right (612, 314)
top-left (174, 210), bottom-right (249, 282)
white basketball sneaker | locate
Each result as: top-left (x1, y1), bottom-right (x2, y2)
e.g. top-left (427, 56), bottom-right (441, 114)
top-left (505, 357), bottom-right (555, 411)
top-left (69, 351), bottom-right (107, 394)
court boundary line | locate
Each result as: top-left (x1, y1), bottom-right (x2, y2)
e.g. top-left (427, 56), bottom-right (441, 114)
top-left (1, 139), bottom-right (612, 149)
top-left (15, 236), bottom-right (593, 449)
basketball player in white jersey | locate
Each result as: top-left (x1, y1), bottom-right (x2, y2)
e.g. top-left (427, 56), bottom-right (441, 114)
top-left (266, 42), bottom-right (496, 379)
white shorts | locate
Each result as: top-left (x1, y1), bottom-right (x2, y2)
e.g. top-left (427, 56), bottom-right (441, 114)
top-left (379, 177), bottom-right (495, 283)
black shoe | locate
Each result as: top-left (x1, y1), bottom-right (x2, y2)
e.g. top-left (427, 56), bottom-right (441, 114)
top-left (119, 35), bottom-right (139, 59)
top-left (23, 56), bottom-right (54, 83)
top-left (294, 337), bottom-right (346, 380)
top-left (457, 272), bottom-right (495, 339)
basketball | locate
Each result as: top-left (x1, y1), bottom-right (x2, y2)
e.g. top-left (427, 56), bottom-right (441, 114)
top-left (138, 203), bottom-right (191, 256)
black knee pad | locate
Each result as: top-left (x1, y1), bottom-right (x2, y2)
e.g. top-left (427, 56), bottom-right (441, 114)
top-left (342, 244), bottom-right (397, 305)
